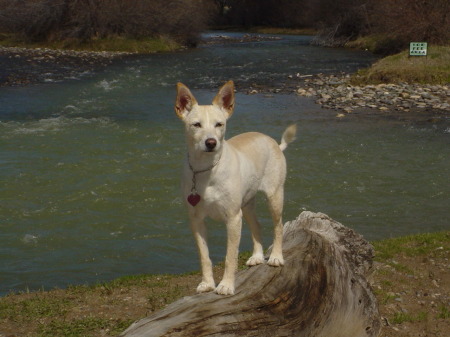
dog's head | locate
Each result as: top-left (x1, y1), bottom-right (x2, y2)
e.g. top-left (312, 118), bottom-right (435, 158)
top-left (175, 81), bottom-right (235, 153)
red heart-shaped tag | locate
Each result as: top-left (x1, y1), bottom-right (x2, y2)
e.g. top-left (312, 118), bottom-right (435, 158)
top-left (187, 193), bottom-right (201, 206)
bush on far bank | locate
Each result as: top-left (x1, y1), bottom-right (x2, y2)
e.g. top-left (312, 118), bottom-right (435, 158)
top-left (311, 0), bottom-right (449, 54)
top-left (0, 0), bottom-right (215, 48)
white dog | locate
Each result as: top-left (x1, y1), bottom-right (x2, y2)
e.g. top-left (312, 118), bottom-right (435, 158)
top-left (175, 81), bottom-right (296, 295)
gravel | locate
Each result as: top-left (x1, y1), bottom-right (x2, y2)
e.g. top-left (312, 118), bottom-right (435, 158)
top-left (0, 46), bottom-right (130, 86)
top-left (296, 73), bottom-right (450, 114)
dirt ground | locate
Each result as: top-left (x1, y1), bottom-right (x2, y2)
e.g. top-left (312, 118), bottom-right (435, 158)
top-left (371, 247), bottom-right (449, 336)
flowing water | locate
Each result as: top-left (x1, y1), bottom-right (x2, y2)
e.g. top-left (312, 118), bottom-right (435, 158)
top-left (0, 33), bottom-right (449, 295)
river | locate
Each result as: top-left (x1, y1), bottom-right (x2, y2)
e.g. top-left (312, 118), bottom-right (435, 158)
top-left (0, 33), bottom-right (448, 295)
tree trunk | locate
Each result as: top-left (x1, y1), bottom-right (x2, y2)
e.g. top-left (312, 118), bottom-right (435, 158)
top-left (121, 211), bottom-right (381, 337)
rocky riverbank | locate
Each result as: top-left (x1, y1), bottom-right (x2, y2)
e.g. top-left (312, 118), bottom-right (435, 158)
top-left (296, 73), bottom-right (450, 115)
top-left (0, 46), bottom-right (130, 86)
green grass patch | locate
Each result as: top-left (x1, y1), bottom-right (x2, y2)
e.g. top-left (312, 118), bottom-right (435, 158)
top-left (392, 311), bottom-right (428, 324)
top-left (351, 45), bottom-right (450, 85)
top-left (0, 295), bottom-right (71, 322)
top-left (373, 231), bottom-right (450, 262)
top-left (74, 36), bottom-right (181, 53)
top-left (380, 292), bottom-right (397, 305)
top-left (38, 316), bottom-right (133, 337)
top-left (0, 33), bottom-right (181, 53)
top-left (437, 305), bottom-right (450, 320)
top-left (346, 34), bottom-right (387, 52)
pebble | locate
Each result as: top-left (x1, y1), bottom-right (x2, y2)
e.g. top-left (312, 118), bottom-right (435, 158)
top-left (296, 73), bottom-right (450, 113)
top-left (0, 46), bottom-right (131, 86)
top-left (1, 45), bottom-right (130, 60)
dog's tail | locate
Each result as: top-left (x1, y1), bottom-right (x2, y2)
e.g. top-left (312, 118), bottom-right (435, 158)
top-left (279, 124), bottom-right (297, 151)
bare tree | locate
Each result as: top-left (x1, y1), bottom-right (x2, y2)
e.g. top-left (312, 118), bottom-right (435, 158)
top-left (0, 0), bottom-right (215, 45)
top-left (371, 0), bottom-right (450, 46)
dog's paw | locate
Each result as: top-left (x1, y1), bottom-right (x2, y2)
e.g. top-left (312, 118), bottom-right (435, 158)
top-left (246, 254), bottom-right (265, 267)
top-left (267, 255), bottom-right (284, 267)
top-left (215, 281), bottom-right (235, 296)
top-left (196, 281), bottom-right (215, 293)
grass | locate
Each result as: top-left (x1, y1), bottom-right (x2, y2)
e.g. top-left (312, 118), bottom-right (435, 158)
top-left (0, 33), bottom-right (182, 53)
top-left (209, 26), bottom-right (317, 36)
top-left (392, 311), bottom-right (428, 324)
top-left (0, 273), bottom-right (198, 336)
top-left (372, 230), bottom-right (449, 331)
top-left (38, 317), bottom-right (133, 337)
top-left (0, 295), bottom-right (70, 322)
top-left (437, 305), bottom-right (450, 319)
top-left (372, 231), bottom-right (450, 262)
top-left (247, 26), bottom-right (317, 36)
top-left (350, 45), bottom-right (450, 85)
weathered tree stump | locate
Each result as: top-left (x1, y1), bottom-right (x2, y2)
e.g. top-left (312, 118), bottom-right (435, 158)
top-left (121, 211), bottom-right (380, 337)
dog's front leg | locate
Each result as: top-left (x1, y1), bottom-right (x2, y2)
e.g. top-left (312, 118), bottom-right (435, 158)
top-left (190, 216), bottom-right (215, 293)
top-left (216, 212), bottom-right (242, 295)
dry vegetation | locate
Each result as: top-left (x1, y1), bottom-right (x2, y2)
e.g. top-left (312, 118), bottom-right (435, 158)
top-left (311, 0), bottom-right (449, 53)
top-left (0, 0), bottom-right (214, 49)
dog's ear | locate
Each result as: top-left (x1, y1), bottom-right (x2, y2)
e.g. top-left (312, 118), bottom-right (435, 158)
top-left (175, 83), bottom-right (198, 119)
top-left (213, 80), bottom-right (235, 117)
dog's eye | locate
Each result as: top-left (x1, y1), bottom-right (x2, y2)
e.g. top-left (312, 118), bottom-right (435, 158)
top-left (192, 122), bottom-right (202, 128)
top-left (215, 122), bottom-right (224, 128)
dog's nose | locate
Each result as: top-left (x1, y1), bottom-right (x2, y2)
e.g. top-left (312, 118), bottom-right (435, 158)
top-left (205, 138), bottom-right (217, 150)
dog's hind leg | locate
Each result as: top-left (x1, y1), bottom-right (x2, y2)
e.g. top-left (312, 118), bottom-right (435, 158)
top-left (190, 217), bottom-right (216, 293)
top-left (267, 187), bottom-right (285, 267)
top-left (243, 199), bottom-right (265, 266)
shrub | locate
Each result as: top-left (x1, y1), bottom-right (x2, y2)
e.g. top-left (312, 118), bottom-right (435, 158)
top-left (369, 0), bottom-right (450, 53)
top-left (0, 0), bottom-right (214, 46)
top-left (309, 0), bottom-right (449, 52)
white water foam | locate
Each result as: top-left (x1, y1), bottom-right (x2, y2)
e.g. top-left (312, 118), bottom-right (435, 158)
top-left (22, 234), bottom-right (39, 245)
top-left (97, 79), bottom-right (119, 92)
top-left (2, 116), bottom-right (115, 137)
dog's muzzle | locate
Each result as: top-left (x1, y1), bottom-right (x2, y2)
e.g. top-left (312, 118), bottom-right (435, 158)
top-left (205, 138), bottom-right (217, 151)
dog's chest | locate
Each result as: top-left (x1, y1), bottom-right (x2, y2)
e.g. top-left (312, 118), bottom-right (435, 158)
top-left (186, 172), bottom-right (239, 220)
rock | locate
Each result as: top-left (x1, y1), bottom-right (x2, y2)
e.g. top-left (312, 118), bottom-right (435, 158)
top-left (399, 92), bottom-right (410, 99)
top-left (297, 88), bottom-right (307, 96)
top-left (320, 93), bottom-right (332, 100)
top-left (353, 90), bottom-right (364, 98)
top-left (343, 107), bottom-right (353, 113)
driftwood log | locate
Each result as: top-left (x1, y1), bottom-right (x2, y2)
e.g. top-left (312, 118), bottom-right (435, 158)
top-left (122, 211), bottom-right (381, 337)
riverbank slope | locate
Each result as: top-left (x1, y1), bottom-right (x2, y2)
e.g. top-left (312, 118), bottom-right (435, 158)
top-left (0, 231), bottom-right (448, 337)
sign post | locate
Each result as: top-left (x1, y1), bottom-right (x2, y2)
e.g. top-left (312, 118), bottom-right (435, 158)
top-left (409, 42), bottom-right (428, 57)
